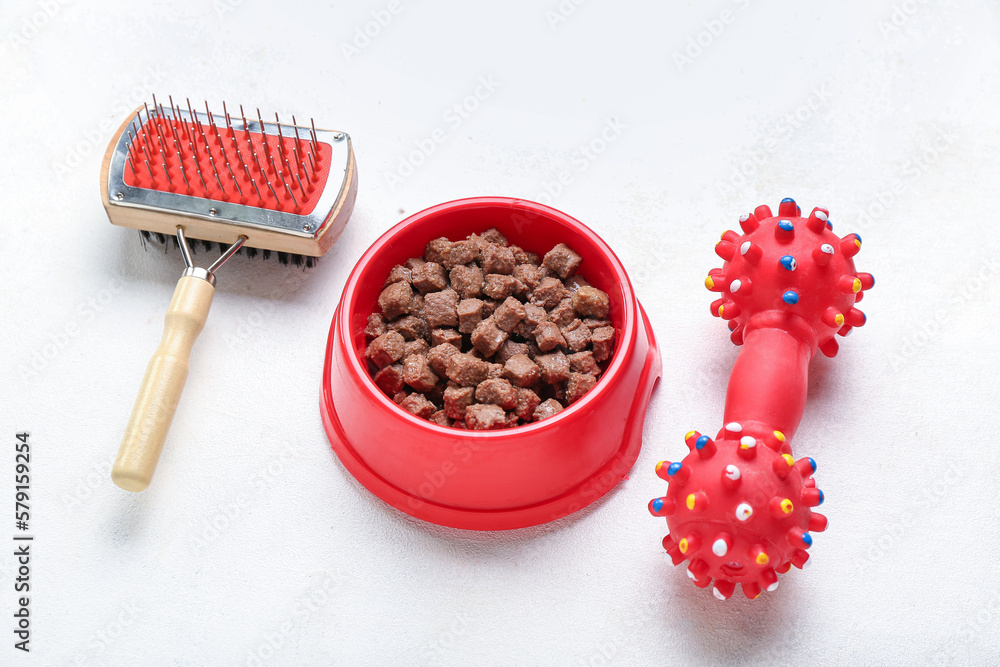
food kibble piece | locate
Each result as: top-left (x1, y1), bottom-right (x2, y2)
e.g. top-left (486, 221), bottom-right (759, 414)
top-left (536, 350), bottom-right (570, 384)
top-left (373, 363), bottom-right (405, 395)
top-left (560, 319), bottom-right (592, 353)
top-left (503, 354), bottom-right (540, 388)
top-left (533, 398), bottom-right (564, 421)
top-left (542, 243), bottom-right (583, 279)
top-left (442, 240), bottom-right (478, 269)
top-left (483, 274), bottom-right (522, 300)
top-left (471, 316), bottom-right (508, 356)
top-left (568, 351), bottom-right (600, 375)
top-left (411, 262), bottom-right (449, 293)
top-left (450, 265), bottom-right (484, 298)
top-left (400, 393), bottom-right (436, 418)
top-left (430, 328), bottom-right (463, 348)
top-left (366, 331), bottom-right (406, 368)
top-left (530, 277), bottom-right (567, 310)
top-left (493, 297), bottom-right (525, 333)
top-left (534, 321), bottom-right (566, 352)
top-left (446, 353), bottom-right (490, 387)
top-left (465, 403), bottom-right (506, 430)
top-left (364, 313), bottom-right (387, 340)
top-left (444, 385), bottom-right (476, 420)
top-left (572, 286), bottom-right (610, 318)
top-left (424, 237), bottom-right (452, 263)
top-left (456, 298), bottom-right (484, 334)
top-left (388, 315), bottom-right (428, 342)
top-left (368, 231), bottom-right (614, 428)
top-left (475, 378), bottom-right (518, 410)
top-left (592, 326), bottom-right (615, 362)
top-left (403, 354), bottom-right (439, 392)
top-left (424, 288), bottom-right (460, 328)
top-left (566, 373), bottom-right (597, 403)
top-left (378, 281), bottom-right (413, 320)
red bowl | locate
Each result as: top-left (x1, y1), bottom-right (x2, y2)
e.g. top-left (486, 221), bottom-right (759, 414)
top-left (320, 197), bottom-right (661, 530)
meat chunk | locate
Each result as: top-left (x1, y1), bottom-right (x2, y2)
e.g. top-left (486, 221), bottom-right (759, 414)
top-left (366, 331), bottom-right (405, 368)
top-left (446, 353), bottom-right (490, 387)
top-left (572, 286), bottom-right (610, 318)
top-left (503, 354), bottom-right (540, 388)
top-left (542, 243), bottom-right (583, 279)
top-left (534, 321), bottom-right (566, 352)
top-left (427, 342), bottom-right (461, 376)
top-left (442, 240), bottom-right (478, 269)
top-left (536, 351), bottom-right (570, 384)
top-left (400, 393), bottom-right (436, 418)
top-left (402, 354), bottom-right (439, 392)
top-left (378, 281), bottom-right (413, 320)
top-left (364, 313), bottom-right (386, 340)
top-left (493, 297), bottom-right (525, 333)
top-left (424, 237), bottom-right (451, 263)
top-left (383, 264), bottom-right (411, 287)
top-left (428, 410), bottom-right (451, 427)
top-left (592, 326), bottom-right (615, 362)
top-left (457, 298), bottom-right (484, 334)
top-left (465, 404), bottom-right (506, 430)
top-left (568, 351), bottom-right (600, 375)
top-left (475, 378), bottom-right (518, 410)
top-left (514, 388), bottom-right (541, 421)
top-left (529, 277), bottom-right (566, 310)
top-left (495, 340), bottom-right (530, 366)
top-left (566, 372), bottom-right (597, 403)
top-left (411, 262), bottom-right (449, 294)
top-left (387, 315), bottom-right (427, 342)
top-left (450, 265), bottom-right (484, 298)
top-left (373, 363), bottom-right (404, 395)
top-left (480, 244), bottom-right (516, 275)
top-left (560, 319), bottom-right (592, 353)
top-left (533, 398), bottom-right (564, 422)
top-left (471, 316), bottom-right (507, 356)
top-left (430, 328), bottom-right (463, 348)
top-left (444, 385), bottom-right (476, 420)
top-left (403, 339), bottom-right (430, 358)
top-left (423, 288), bottom-right (459, 328)
top-left (483, 274), bottom-right (522, 300)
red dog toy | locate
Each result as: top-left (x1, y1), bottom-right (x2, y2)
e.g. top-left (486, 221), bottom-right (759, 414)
top-left (649, 198), bottom-right (873, 600)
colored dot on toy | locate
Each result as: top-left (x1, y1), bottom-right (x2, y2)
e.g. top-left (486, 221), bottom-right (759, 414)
top-left (652, 498), bottom-right (663, 513)
top-left (767, 580), bottom-right (779, 592)
top-left (781, 197), bottom-right (795, 204)
top-left (718, 304), bottom-right (725, 317)
top-left (679, 537), bottom-right (690, 553)
top-left (835, 313), bottom-right (845, 326)
top-left (740, 241), bottom-right (751, 255)
top-left (668, 462), bottom-right (683, 476)
top-left (815, 210), bottom-right (828, 221)
top-left (782, 290), bottom-right (799, 305)
top-left (655, 461), bottom-right (664, 472)
top-left (740, 436), bottom-right (756, 449)
top-left (695, 435), bottom-right (710, 450)
top-left (713, 588), bottom-right (727, 601)
top-left (730, 279), bottom-right (742, 293)
top-left (854, 233), bottom-right (862, 243)
top-left (686, 494), bottom-right (697, 510)
top-left (724, 465), bottom-right (741, 480)
top-left (826, 220), bottom-right (834, 229)
top-left (778, 220), bottom-right (794, 231)
top-left (686, 568), bottom-right (697, 580)
top-left (735, 503), bottom-right (754, 521)
top-left (774, 430), bottom-right (785, 442)
top-left (739, 213), bottom-right (750, 222)
top-left (780, 498), bottom-right (794, 514)
top-left (806, 457), bottom-right (817, 473)
top-left (705, 276), bottom-right (715, 290)
top-left (685, 430), bottom-right (697, 440)
top-left (818, 490), bottom-right (825, 505)
top-left (712, 538), bottom-right (729, 557)
top-left (780, 255), bottom-right (797, 271)
top-left (802, 533), bottom-right (813, 546)
top-left (821, 243), bottom-right (834, 255)
top-left (782, 454), bottom-right (795, 467)
top-left (756, 552), bottom-right (769, 566)
top-left (725, 422), bottom-right (742, 433)
top-left (851, 278), bottom-right (862, 293)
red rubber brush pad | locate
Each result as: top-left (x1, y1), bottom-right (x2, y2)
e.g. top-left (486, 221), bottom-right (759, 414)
top-left (124, 116), bottom-right (333, 215)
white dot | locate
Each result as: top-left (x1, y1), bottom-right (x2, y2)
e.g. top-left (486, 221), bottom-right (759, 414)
top-left (740, 436), bottom-right (756, 449)
top-left (821, 243), bottom-right (834, 254)
top-left (725, 422), bottom-right (743, 433)
top-left (713, 587), bottom-right (728, 601)
top-left (687, 568), bottom-right (697, 580)
top-left (815, 210), bottom-right (828, 221)
top-left (712, 539), bottom-right (729, 557)
top-left (740, 241), bottom-right (751, 255)
top-left (736, 503), bottom-right (753, 521)
top-left (767, 581), bottom-right (779, 592)
top-left (729, 279), bottom-right (742, 293)
top-left (724, 465), bottom-right (741, 480)
top-left (740, 213), bottom-right (750, 223)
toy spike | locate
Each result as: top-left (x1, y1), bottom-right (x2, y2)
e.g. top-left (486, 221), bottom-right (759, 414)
top-left (650, 200), bottom-right (873, 598)
top-left (739, 212), bottom-right (759, 234)
top-left (665, 461), bottom-right (691, 485)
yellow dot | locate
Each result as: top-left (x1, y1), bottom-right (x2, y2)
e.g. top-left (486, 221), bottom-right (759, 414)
top-left (781, 499), bottom-right (794, 514)
top-left (655, 461), bottom-right (663, 472)
top-left (782, 454), bottom-right (795, 467)
top-left (719, 305), bottom-right (725, 317)
top-left (855, 238), bottom-right (862, 249)
top-left (685, 431), bottom-right (697, 441)
top-left (705, 276), bottom-right (715, 290)
top-left (852, 278), bottom-right (862, 293)
top-left (835, 313), bottom-right (845, 326)
top-left (679, 538), bottom-right (689, 553)
top-left (756, 552), bottom-right (770, 566)
top-left (773, 430), bottom-right (785, 442)
top-left (686, 494), bottom-right (697, 510)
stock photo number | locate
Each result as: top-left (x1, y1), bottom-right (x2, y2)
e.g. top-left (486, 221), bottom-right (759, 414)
top-left (13, 432), bottom-right (32, 653)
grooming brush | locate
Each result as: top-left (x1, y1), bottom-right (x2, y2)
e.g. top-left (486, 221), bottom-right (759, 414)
top-left (648, 198), bottom-right (873, 599)
top-left (101, 96), bottom-right (358, 492)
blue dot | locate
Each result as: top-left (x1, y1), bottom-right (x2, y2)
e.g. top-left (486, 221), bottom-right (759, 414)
top-left (817, 490), bottom-right (825, 505)
top-left (667, 462), bottom-right (683, 476)
top-left (780, 255), bottom-right (797, 271)
top-left (802, 532), bottom-right (813, 546)
top-left (826, 220), bottom-right (834, 230)
top-left (861, 311), bottom-right (868, 323)
top-left (781, 197), bottom-right (795, 204)
top-left (652, 498), bottom-right (663, 512)
top-left (695, 435), bottom-right (710, 450)
top-left (854, 233), bottom-right (862, 243)
top-left (782, 290), bottom-right (799, 305)
top-left (778, 220), bottom-right (794, 231)
top-left (868, 274), bottom-right (875, 287)
top-left (807, 457), bottom-right (817, 473)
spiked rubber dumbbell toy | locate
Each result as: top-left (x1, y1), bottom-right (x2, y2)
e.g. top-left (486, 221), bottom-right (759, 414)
top-left (648, 198), bottom-right (873, 600)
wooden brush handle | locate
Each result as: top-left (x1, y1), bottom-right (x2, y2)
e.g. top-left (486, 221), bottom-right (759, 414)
top-left (112, 275), bottom-right (215, 491)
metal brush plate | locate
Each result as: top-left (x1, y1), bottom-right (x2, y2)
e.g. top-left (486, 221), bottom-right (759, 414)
top-left (105, 105), bottom-right (351, 238)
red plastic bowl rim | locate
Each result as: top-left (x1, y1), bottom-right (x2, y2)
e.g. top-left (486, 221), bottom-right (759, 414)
top-left (336, 196), bottom-right (639, 439)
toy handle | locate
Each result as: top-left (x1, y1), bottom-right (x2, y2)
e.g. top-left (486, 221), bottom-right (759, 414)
top-left (723, 325), bottom-right (813, 442)
top-left (112, 274), bottom-right (215, 491)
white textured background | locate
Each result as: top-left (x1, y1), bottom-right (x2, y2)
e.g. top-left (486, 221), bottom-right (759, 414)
top-left (1, 0), bottom-right (999, 665)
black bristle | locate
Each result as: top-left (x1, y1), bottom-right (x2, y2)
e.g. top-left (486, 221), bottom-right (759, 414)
top-left (201, 240), bottom-right (213, 252)
top-left (245, 246), bottom-right (258, 259)
top-left (154, 232), bottom-right (167, 245)
top-left (277, 251), bottom-right (290, 265)
top-left (171, 236), bottom-right (180, 249)
top-left (291, 254), bottom-right (304, 268)
top-left (305, 256), bottom-right (317, 269)
top-left (262, 249), bottom-right (271, 261)
top-left (218, 242), bottom-right (227, 254)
